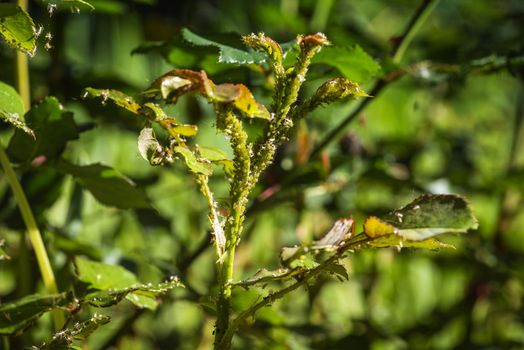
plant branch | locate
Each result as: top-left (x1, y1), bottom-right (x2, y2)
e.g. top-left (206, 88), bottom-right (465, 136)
top-left (217, 235), bottom-right (371, 348)
top-left (311, 0), bottom-right (440, 158)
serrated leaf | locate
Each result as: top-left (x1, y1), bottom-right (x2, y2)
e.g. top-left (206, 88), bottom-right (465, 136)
top-left (82, 88), bottom-right (141, 114)
top-left (55, 160), bottom-right (151, 209)
top-left (181, 28), bottom-right (266, 65)
top-left (0, 81), bottom-right (33, 135)
top-left (364, 194), bottom-right (478, 243)
top-left (313, 45), bottom-right (381, 83)
top-left (173, 146), bottom-right (212, 176)
top-left (7, 97), bottom-right (78, 163)
top-left (0, 293), bottom-right (70, 335)
top-left (34, 314), bottom-right (110, 350)
top-left (0, 4), bottom-right (36, 55)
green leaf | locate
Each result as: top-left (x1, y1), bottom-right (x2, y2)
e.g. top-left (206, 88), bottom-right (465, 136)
top-left (0, 81), bottom-right (33, 135)
top-left (0, 293), bottom-right (70, 335)
top-left (197, 146), bottom-right (229, 162)
top-left (34, 314), bottom-right (110, 350)
top-left (173, 146), bottom-right (212, 176)
top-left (0, 4), bottom-right (36, 55)
top-left (75, 257), bottom-right (137, 290)
top-left (312, 45), bottom-right (381, 83)
top-left (82, 88), bottom-right (141, 114)
top-left (7, 97), bottom-right (78, 163)
top-left (364, 194), bottom-right (478, 243)
top-left (181, 28), bottom-right (266, 65)
top-left (170, 124), bottom-right (198, 137)
top-left (75, 257), bottom-right (183, 310)
top-left (55, 160), bottom-right (151, 209)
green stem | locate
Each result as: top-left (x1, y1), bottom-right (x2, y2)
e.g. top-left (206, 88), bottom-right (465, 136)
top-left (8, 0), bottom-right (64, 331)
top-left (0, 147), bottom-right (64, 330)
top-left (15, 0), bottom-right (30, 111)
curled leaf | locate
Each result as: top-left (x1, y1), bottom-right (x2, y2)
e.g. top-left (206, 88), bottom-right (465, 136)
top-left (138, 127), bottom-right (165, 165)
top-left (144, 69), bottom-right (270, 119)
top-left (314, 217), bottom-right (355, 248)
top-left (143, 69), bottom-right (213, 102)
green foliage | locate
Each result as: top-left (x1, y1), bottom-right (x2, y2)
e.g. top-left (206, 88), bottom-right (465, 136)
top-left (312, 45), bottom-right (382, 83)
top-left (75, 257), bottom-right (183, 309)
top-left (0, 293), bottom-right (70, 335)
top-left (7, 97), bottom-right (78, 163)
top-left (0, 81), bottom-right (33, 135)
top-left (0, 3), bottom-right (36, 55)
top-left (3, 1), bottom-right (523, 349)
top-left (181, 28), bottom-right (267, 65)
top-left (55, 160), bottom-right (151, 209)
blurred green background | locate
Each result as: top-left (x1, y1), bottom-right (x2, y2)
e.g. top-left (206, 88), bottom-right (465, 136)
top-left (1, 0), bottom-right (524, 349)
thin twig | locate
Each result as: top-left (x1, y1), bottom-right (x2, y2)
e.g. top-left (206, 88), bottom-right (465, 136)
top-left (311, 0), bottom-right (441, 159)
